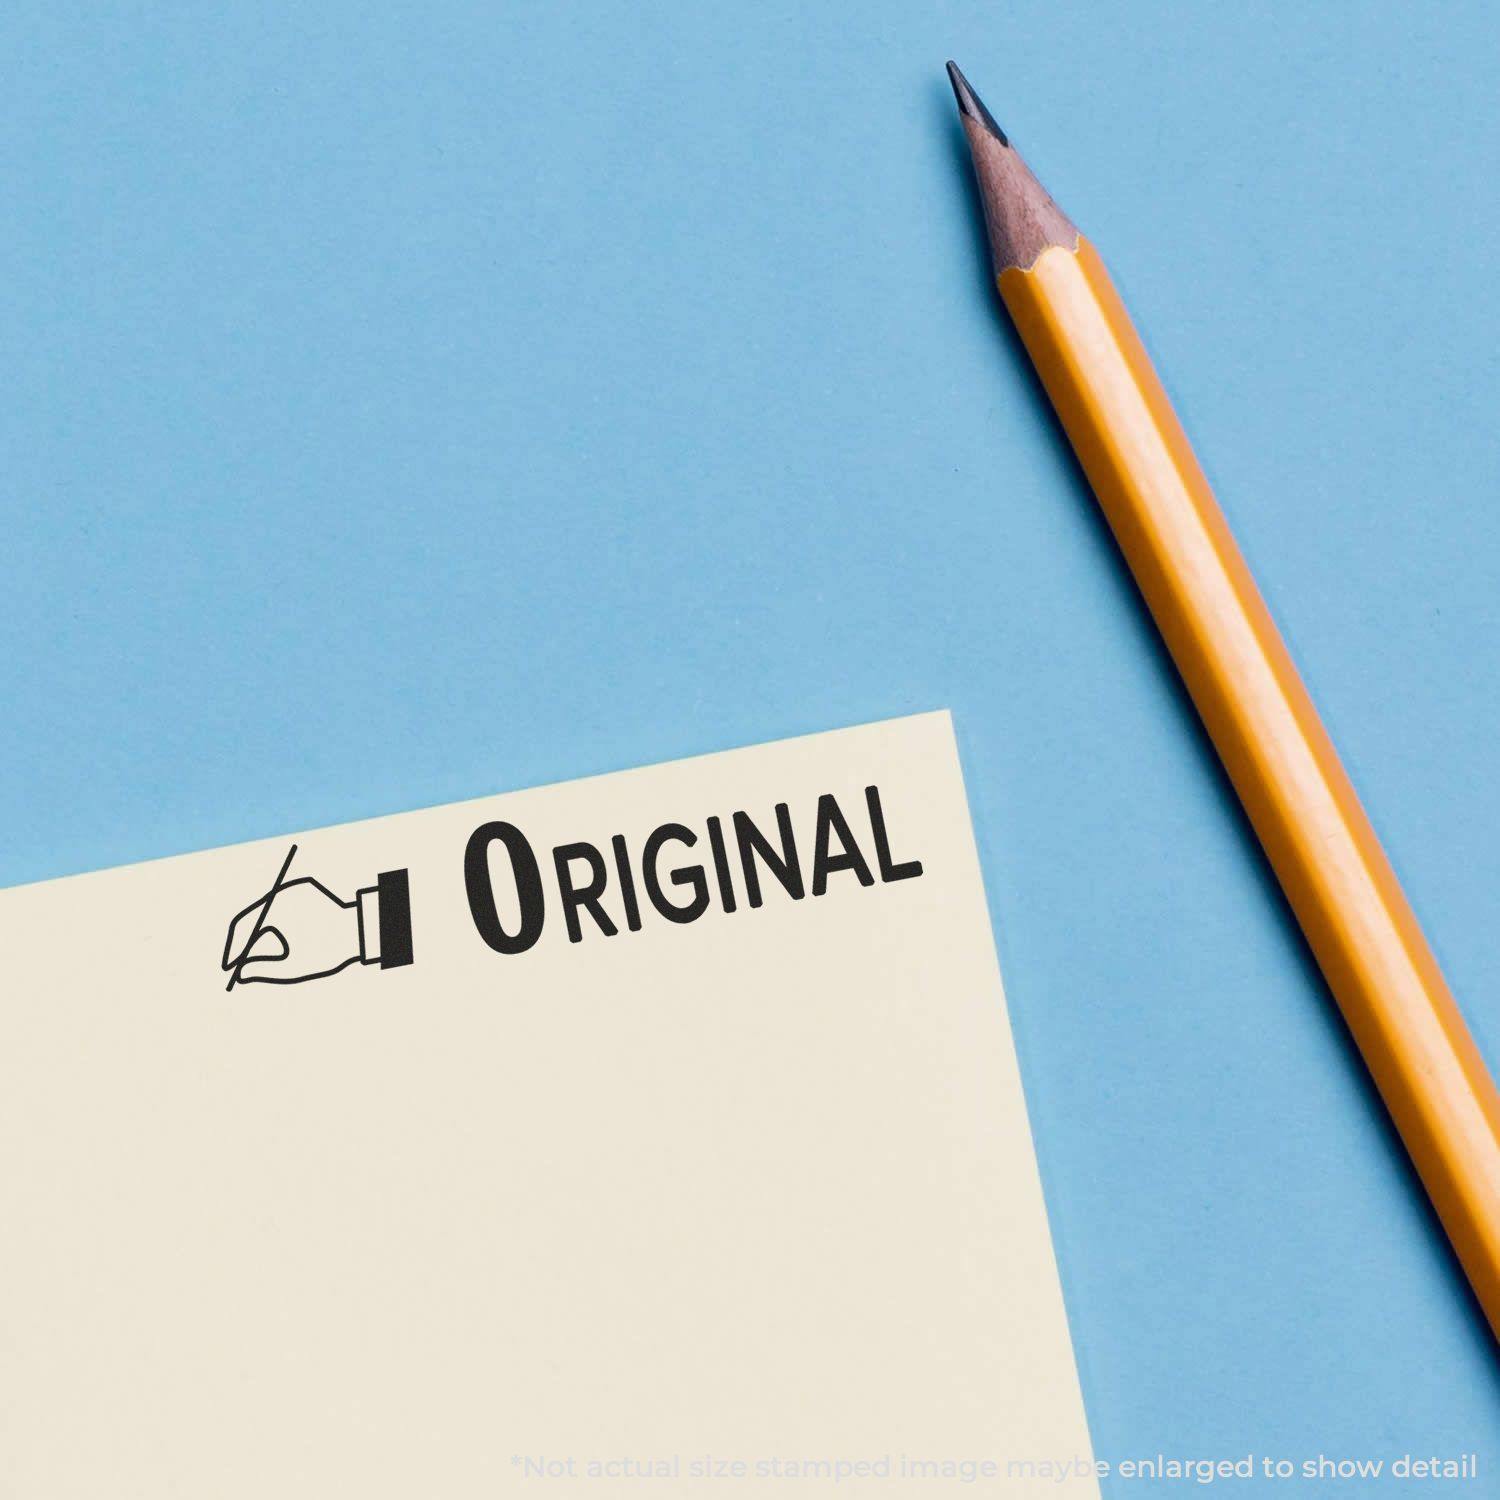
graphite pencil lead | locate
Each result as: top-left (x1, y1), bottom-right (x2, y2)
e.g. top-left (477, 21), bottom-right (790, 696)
top-left (945, 61), bottom-right (1007, 147)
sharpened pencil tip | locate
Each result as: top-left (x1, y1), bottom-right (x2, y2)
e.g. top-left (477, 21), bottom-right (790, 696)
top-left (945, 61), bottom-right (1008, 147)
top-left (947, 61), bottom-right (1076, 274)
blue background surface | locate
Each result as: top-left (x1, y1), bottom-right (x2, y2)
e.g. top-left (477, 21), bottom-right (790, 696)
top-left (4, 1), bottom-right (1499, 1488)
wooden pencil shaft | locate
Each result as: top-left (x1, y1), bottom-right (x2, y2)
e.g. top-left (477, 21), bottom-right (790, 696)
top-left (999, 238), bottom-right (1500, 1335)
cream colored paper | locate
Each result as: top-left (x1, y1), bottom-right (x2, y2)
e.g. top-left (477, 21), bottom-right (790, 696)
top-left (1, 711), bottom-right (1097, 1497)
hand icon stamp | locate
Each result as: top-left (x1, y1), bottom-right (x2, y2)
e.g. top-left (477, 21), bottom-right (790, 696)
top-left (222, 844), bottom-right (413, 988)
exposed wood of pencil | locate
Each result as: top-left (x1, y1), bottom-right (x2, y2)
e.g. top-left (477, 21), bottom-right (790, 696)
top-left (947, 61), bottom-right (1500, 1337)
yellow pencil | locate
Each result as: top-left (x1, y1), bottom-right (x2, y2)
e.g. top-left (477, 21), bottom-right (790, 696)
top-left (946, 60), bottom-right (1500, 1336)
